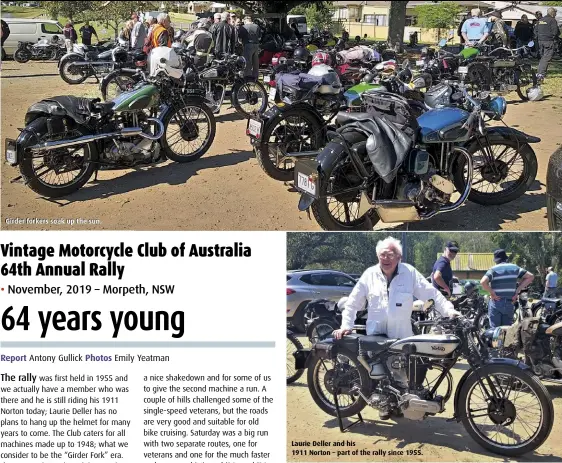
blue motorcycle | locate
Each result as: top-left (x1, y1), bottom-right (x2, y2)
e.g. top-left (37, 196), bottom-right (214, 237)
top-left (294, 89), bottom-right (538, 230)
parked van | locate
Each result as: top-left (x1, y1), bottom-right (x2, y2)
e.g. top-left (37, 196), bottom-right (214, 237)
top-left (286, 15), bottom-right (307, 34)
top-left (2, 18), bottom-right (64, 58)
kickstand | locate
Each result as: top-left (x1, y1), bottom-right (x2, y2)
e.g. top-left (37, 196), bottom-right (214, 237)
top-left (334, 388), bottom-right (364, 433)
top-left (93, 170), bottom-right (99, 182)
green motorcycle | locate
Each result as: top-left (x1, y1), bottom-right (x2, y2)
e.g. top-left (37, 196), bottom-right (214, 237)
top-left (5, 70), bottom-right (216, 198)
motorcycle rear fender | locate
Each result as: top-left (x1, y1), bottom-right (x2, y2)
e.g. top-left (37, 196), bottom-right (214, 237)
top-left (265, 102), bottom-right (325, 132)
top-left (58, 52), bottom-right (83, 68)
top-left (453, 359), bottom-right (530, 418)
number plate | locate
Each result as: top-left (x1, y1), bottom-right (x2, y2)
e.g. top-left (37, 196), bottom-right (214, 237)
top-left (458, 66), bottom-right (468, 74)
top-left (263, 75), bottom-right (271, 83)
top-left (246, 118), bottom-right (263, 139)
top-left (416, 59), bottom-right (425, 66)
top-left (296, 172), bottom-right (317, 196)
top-left (268, 87), bottom-right (277, 102)
top-left (5, 138), bottom-right (17, 165)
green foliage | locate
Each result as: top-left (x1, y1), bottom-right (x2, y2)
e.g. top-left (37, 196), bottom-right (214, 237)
top-left (40, 1), bottom-right (94, 21)
top-left (542, 2), bottom-right (562, 6)
top-left (413, 2), bottom-right (463, 37)
top-left (229, 1), bottom-right (330, 14)
top-left (289, 2), bottom-right (334, 30)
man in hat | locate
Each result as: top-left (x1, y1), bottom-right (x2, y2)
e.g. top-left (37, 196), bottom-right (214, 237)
top-left (481, 250), bottom-right (534, 328)
top-left (431, 241), bottom-right (460, 297)
top-left (545, 267), bottom-right (558, 298)
top-left (536, 7), bottom-right (561, 82)
top-left (489, 11), bottom-right (509, 47)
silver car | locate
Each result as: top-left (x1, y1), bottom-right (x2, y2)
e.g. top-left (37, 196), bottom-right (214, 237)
top-left (287, 269), bottom-right (357, 332)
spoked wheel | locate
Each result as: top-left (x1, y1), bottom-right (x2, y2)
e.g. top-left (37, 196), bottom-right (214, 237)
top-left (311, 153), bottom-right (383, 231)
top-left (453, 139), bottom-right (537, 206)
top-left (515, 65), bottom-right (537, 102)
top-left (14, 49), bottom-right (30, 63)
top-left (161, 103), bottom-right (216, 163)
top-left (102, 73), bottom-right (138, 101)
top-left (475, 312), bottom-right (491, 335)
top-left (59, 56), bottom-right (88, 84)
top-left (232, 80), bottom-right (267, 117)
top-left (307, 347), bottom-right (371, 418)
top-left (257, 109), bottom-right (323, 181)
top-left (459, 366), bottom-right (553, 456)
top-left (287, 331), bottom-right (305, 384)
top-left (18, 118), bottom-right (96, 197)
top-left (308, 319), bottom-right (338, 345)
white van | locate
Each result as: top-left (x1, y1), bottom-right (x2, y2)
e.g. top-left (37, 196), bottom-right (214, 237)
top-left (2, 18), bottom-right (64, 58)
top-left (286, 15), bottom-right (307, 34)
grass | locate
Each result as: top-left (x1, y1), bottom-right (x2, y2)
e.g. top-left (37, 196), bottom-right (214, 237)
top-left (0, 6), bottom-right (44, 18)
top-left (540, 59), bottom-right (562, 96)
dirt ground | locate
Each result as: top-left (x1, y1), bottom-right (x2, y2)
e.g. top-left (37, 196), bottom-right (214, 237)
top-left (2, 61), bottom-right (562, 231)
top-left (286, 336), bottom-right (562, 463)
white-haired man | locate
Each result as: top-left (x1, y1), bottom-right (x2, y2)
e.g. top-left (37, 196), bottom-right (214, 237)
top-left (150, 13), bottom-right (172, 49)
top-left (212, 11), bottom-right (235, 56)
top-left (334, 237), bottom-right (461, 341)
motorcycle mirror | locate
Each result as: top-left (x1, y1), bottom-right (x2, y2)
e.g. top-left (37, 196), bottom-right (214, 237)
top-left (528, 40), bottom-right (534, 48)
top-left (438, 38), bottom-right (447, 47)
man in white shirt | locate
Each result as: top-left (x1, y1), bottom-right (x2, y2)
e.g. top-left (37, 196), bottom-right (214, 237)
top-left (334, 237), bottom-right (460, 341)
top-left (545, 267), bottom-right (558, 298)
top-left (130, 12), bottom-right (147, 51)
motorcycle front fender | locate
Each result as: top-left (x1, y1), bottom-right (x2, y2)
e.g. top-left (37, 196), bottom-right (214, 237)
top-left (482, 126), bottom-right (541, 144)
top-left (453, 359), bottom-right (531, 419)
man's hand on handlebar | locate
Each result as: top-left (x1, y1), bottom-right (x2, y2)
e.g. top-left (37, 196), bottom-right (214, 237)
top-left (333, 329), bottom-right (352, 340)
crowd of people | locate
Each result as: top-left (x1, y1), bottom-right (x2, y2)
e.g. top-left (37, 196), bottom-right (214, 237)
top-left (458, 7), bottom-right (560, 81)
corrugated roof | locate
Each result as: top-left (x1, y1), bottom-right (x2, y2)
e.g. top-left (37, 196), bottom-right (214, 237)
top-left (436, 253), bottom-right (496, 271)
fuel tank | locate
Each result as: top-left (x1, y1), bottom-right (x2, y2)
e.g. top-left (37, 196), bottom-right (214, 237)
top-left (417, 107), bottom-right (471, 143)
top-left (111, 83), bottom-right (159, 112)
top-left (388, 334), bottom-right (460, 357)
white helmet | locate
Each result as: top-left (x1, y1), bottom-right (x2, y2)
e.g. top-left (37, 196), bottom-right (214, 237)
top-left (527, 85), bottom-right (544, 101)
top-left (149, 46), bottom-right (183, 80)
top-left (336, 296), bottom-right (348, 312)
top-left (307, 64), bottom-right (342, 94)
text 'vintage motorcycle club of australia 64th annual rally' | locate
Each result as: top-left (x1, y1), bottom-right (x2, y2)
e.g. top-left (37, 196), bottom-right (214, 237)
top-left (2, 1), bottom-right (562, 463)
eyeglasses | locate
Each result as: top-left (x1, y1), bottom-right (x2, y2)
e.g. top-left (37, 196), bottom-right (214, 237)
top-left (378, 252), bottom-right (397, 259)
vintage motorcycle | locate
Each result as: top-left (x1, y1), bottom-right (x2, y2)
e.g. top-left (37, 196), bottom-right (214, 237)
top-left (293, 89), bottom-right (538, 230)
top-left (58, 40), bottom-right (122, 85)
top-left (14, 38), bottom-right (66, 63)
top-left (302, 315), bottom-right (553, 456)
top-left (5, 47), bottom-right (216, 198)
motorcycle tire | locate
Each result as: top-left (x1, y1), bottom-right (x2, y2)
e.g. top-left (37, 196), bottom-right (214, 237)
top-left (532, 303), bottom-right (544, 319)
top-left (287, 331), bottom-right (305, 384)
top-left (515, 66), bottom-right (537, 102)
top-left (100, 70), bottom-right (140, 101)
top-left (14, 49), bottom-right (30, 63)
top-left (18, 117), bottom-right (97, 198)
top-left (231, 80), bottom-right (268, 118)
top-left (458, 364), bottom-right (553, 457)
top-left (161, 100), bottom-right (216, 163)
top-left (307, 346), bottom-right (371, 418)
top-left (257, 107), bottom-right (324, 182)
top-left (307, 318), bottom-right (339, 345)
top-left (59, 56), bottom-right (88, 85)
top-left (453, 139), bottom-right (537, 206)
top-left (474, 312), bottom-right (490, 334)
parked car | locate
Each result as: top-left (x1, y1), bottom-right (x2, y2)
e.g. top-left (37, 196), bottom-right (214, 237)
top-left (547, 145), bottom-right (562, 230)
top-left (2, 18), bottom-right (64, 59)
top-left (286, 269), bottom-right (357, 332)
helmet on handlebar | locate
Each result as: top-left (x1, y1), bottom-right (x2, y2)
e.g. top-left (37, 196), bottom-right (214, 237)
top-left (464, 281), bottom-right (477, 296)
top-left (293, 46), bottom-right (311, 62)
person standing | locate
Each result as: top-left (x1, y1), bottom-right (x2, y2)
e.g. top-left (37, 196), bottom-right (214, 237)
top-left (431, 241), bottom-right (460, 297)
top-left (1, 19), bottom-right (10, 59)
top-left (151, 14), bottom-right (172, 49)
top-left (239, 15), bottom-right (261, 80)
top-left (79, 21), bottom-right (98, 46)
top-left (461, 9), bottom-right (489, 46)
top-left (212, 11), bottom-right (235, 57)
top-left (536, 7), bottom-right (561, 82)
top-left (210, 12), bottom-right (221, 35)
top-left (63, 22), bottom-right (78, 53)
top-left (143, 16), bottom-right (157, 54)
top-left (458, 15), bottom-right (468, 45)
top-left (545, 267), bottom-right (558, 298)
top-left (515, 15), bottom-right (534, 49)
top-left (481, 250), bottom-right (534, 328)
top-left (130, 13), bottom-right (147, 51)
top-left (489, 11), bottom-right (509, 47)
top-left (185, 19), bottom-right (214, 70)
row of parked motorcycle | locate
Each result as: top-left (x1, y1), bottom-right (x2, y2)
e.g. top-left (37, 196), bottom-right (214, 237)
top-left (246, 37), bottom-right (543, 231)
top-left (286, 280), bottom-right (562, 457)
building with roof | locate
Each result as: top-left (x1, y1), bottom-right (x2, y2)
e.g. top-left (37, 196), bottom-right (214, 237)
top-left (435, 252), bottom-right (496, 280)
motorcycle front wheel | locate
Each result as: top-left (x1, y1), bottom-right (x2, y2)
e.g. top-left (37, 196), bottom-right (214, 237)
top-left (453, 139), bottom-right (537, 206)
top-left (18, 117), bottom-right (97, 197)
top-left (287, 331), bottom-right (305, 384)
top-left (307, 347), bottom-right (371, 418)
top-left (161, 101), bottom-right (216, 163)
top-left (101, 70), bottom-right (140, 101)
top-left (14, 49), bottom-right (30, 63)
top-left (458, 365), bottom-right (553, 457)
top-left (231, 80), bottom-right (268, 117)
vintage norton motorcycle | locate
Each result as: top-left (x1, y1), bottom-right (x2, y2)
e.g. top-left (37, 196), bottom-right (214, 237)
top-left (294, 89), bottom-right (539, 230)
top-left (14, 38), bottom-right (66, 63)
top-left (5, 47), bottom-right (216, 198)
top-left (302, 315), bottom-right (553, 456)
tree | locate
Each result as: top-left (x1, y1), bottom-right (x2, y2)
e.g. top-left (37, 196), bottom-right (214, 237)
top-left (40, 1), bottom-right (94, 21)
top-left (413, 2), bottom-right (463, 39)
top-left (289, 3), bottom-right (334, 30)
top-left (229, 1), bottom-right (329, 15)
top-left (86, 1), bottom-right (153, 38)
top-left (388, 1), bottom-right (408, 53)
top-left (542, 2), bottom-right (562, 6)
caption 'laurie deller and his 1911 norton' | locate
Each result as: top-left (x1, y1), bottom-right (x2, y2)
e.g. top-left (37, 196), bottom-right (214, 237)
top-left (300, 315), bottom-right (553, 457)
top-left (5, 47), bottom-right (216, 198)
top-left (293, 89), bottom-right (539, 231)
